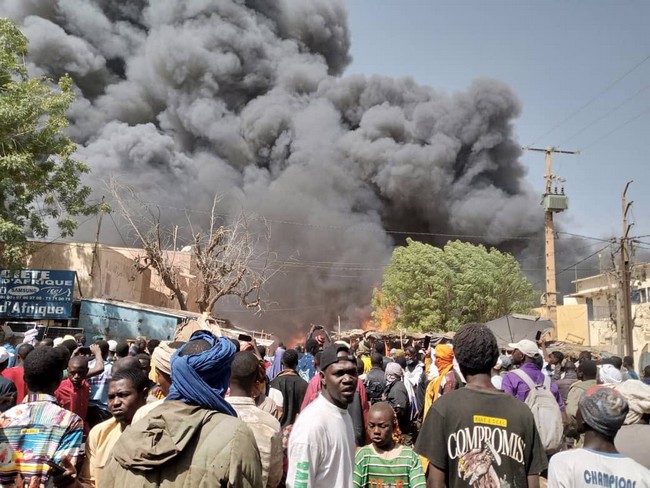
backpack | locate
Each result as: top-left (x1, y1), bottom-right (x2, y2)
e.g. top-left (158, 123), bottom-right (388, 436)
top-left (365, 377), bottom-right (385, 404)
top-left (439, 369), bottom-right (465, 396)
top-left (512, 369), bottom-right (563, 452)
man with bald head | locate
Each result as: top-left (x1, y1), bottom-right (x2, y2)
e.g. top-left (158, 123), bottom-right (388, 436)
top-left (111, 357), bottom-right (141, 374)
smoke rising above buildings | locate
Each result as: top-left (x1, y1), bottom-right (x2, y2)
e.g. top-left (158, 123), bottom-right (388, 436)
top-left (2, 0), bottom-right (552, 336)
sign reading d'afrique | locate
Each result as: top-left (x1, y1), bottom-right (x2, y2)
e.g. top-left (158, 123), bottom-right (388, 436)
top-left (0, 269), bottom-right (75, 319)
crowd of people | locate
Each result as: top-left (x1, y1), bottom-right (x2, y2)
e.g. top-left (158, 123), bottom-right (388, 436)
top-left (0, 322), bottom-right (647, 487)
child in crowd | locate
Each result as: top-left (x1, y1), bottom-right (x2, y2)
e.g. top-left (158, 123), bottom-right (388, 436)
top-left (353, 402), bottom-right (426, 488)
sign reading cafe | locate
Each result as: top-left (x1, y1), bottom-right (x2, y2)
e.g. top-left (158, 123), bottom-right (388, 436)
top-left (0, 269), bottom-right (75, 319)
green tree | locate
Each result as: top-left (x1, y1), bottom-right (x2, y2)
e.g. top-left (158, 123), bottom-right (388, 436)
top-left (0, 19), bottom-right (96, 266)
top-left (373, 239), bottom-right (537, 332)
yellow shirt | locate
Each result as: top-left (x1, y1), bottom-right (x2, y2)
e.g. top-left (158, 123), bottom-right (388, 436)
top-left (78, 417), bottom-right (124, 487)
top-left (361, 355), bottom-right (372, 374)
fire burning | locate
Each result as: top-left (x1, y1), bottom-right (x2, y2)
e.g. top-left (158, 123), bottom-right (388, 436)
top-left (367, 290), bottom-right (396, 331)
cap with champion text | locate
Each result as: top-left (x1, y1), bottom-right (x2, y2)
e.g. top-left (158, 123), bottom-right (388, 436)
top-left (507, 339), bottom-right (540, 358)
top-left (320, 344), bottom-right (355, 371)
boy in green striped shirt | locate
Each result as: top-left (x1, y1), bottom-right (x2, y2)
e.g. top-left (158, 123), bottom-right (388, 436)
top-left (353, 402), bottom-right (426, 488)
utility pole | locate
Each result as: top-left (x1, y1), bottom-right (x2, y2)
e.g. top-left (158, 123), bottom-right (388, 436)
top-left (620, 181), bottom-right (634, 357)
top-left (609, 251), bottom-right (624, 356)
top-left (523, 146), bottom-right (578, 335)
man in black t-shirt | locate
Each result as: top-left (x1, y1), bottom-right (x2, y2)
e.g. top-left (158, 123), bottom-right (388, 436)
top-left (269, 348), bottom-right (308, 427)
top-left (415, 323), bottom-right (547, 488)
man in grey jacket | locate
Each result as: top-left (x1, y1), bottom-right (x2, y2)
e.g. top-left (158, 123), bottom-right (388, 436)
top-left (100, 331), bottom-right (262, 488)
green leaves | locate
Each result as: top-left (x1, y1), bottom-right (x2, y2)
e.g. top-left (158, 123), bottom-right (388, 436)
top-left (375, 238), bottom-right (537, 332)
top-left (0, 19), bottom-right (96, 267)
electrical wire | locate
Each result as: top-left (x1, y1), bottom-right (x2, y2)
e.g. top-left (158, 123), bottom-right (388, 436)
top-left (530, 242), bottom-right (614, 289)
top-left (556, 231), bottom-right (614, 243)
top-left (530, 52), bottom-right (650, 144)
top-left (218, 305), bottom-right (326, 313)
top-left (580, 105), bottom-right (650, 151)
top-left (30, 214), bottom-right (98, 250)
top-left (117, 196), bottom-right (544, 240)
top-left (108, 196), bottom-right (615, 244)
top-left (557, 243), bottom-right (615, 275)
top-left (108, 212), bottom-right (133, 249)
top-left (559, 81), bottom-right (650, 147)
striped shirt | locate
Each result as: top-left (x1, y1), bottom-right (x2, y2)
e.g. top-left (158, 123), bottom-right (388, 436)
top-left (353, 444), bottom-right (426, 488)
top-left (88, 361), bottom-right (112, 410)
top-left (0, 393), bottom-right (83, 485)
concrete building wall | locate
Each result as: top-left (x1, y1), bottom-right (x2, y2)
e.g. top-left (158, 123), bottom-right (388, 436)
top-left (25, 241), bottom-right (197, 312)
top-left (555, 304), bottom-right (589, 345)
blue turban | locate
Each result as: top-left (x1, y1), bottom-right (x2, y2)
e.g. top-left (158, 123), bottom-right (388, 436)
top-left (167, 332), bottom-right (237, 416)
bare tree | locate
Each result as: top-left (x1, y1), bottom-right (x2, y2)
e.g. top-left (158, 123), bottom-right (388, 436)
top-left (110, 179), bottom-right (278, 315)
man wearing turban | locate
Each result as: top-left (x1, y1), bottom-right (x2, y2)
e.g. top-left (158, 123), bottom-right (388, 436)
top-left (423, 344), bottom-right (460, 419)
top-left (101, 331), bottom-right (262, 487)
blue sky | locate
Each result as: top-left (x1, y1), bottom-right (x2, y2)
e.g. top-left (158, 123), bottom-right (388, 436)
top-left (344, 0), bottom-right (650, 247)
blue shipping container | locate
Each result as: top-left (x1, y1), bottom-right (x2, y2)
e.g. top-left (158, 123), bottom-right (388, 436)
top-left (79, 299), bottom-right (188, 344)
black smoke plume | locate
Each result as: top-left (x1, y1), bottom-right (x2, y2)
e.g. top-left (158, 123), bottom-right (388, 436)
top-left (2, 0), bottom-right (562, 339)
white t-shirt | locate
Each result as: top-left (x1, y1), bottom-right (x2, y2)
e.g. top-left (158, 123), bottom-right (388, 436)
top-left (286, 393), bottom-right (355, 488)
top-left (548, 448), bottom-right (650, 488)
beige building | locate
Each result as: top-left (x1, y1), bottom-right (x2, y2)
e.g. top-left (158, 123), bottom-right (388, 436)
top-left (563, 262), bottom-right (650, 370)
top-left (26, 241), bottom-right (197, 312)
top-left (9, 241), bottom-right (275, 344)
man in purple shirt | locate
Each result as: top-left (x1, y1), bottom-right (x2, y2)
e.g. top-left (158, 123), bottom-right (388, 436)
top-left (502, 339), bottom-right (569, 424)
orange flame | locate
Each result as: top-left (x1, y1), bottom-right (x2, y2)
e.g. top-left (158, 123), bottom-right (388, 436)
top-left (287, 330), bottom-right (305, 348)
top-left (371, 290), bottom-right (396, 331)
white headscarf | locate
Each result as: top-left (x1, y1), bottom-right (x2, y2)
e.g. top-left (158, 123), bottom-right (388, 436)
top-left (385, 362), bottom-right (403, 385)
top-left (599, 364), bottom-right (623, 384)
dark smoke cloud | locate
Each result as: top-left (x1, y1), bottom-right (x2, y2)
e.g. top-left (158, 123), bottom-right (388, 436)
top-left (2, 0), bottom-right (549, 339)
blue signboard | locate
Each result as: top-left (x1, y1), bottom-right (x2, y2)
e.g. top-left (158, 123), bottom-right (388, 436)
top-left (0, 269), bottom-right (75, 319)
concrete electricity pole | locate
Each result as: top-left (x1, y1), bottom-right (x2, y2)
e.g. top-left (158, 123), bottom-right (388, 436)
top-left (523, 146), bottom-right (578, 334)
top-left (620, 181), bottom-right (634, 357)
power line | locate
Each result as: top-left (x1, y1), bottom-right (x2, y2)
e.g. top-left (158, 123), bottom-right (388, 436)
top-left (559, 81), bottom-right (650, 147)
top-left (218, 305), bottom-right (326, 313)
top-left (581, 105), bottom-right (650, 151)
top-left (109, 196), bottom-right (614, 244)
top-left (116, 196), bottom-right (544, 240)
top-left (531, 52), bottom-right (650, 144)
top-left (31, 214), bottom-right (98, 250)
top-left (108, 212), bottom-right (132, 249)
top-left (558, 243), bottom-right (614, 275)
top-left (556, 231), bottom-right (614, 243)
top-left (555, 239), bottom-right (615, 262)
top-left (530, 242), bottom-right (614, 289)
